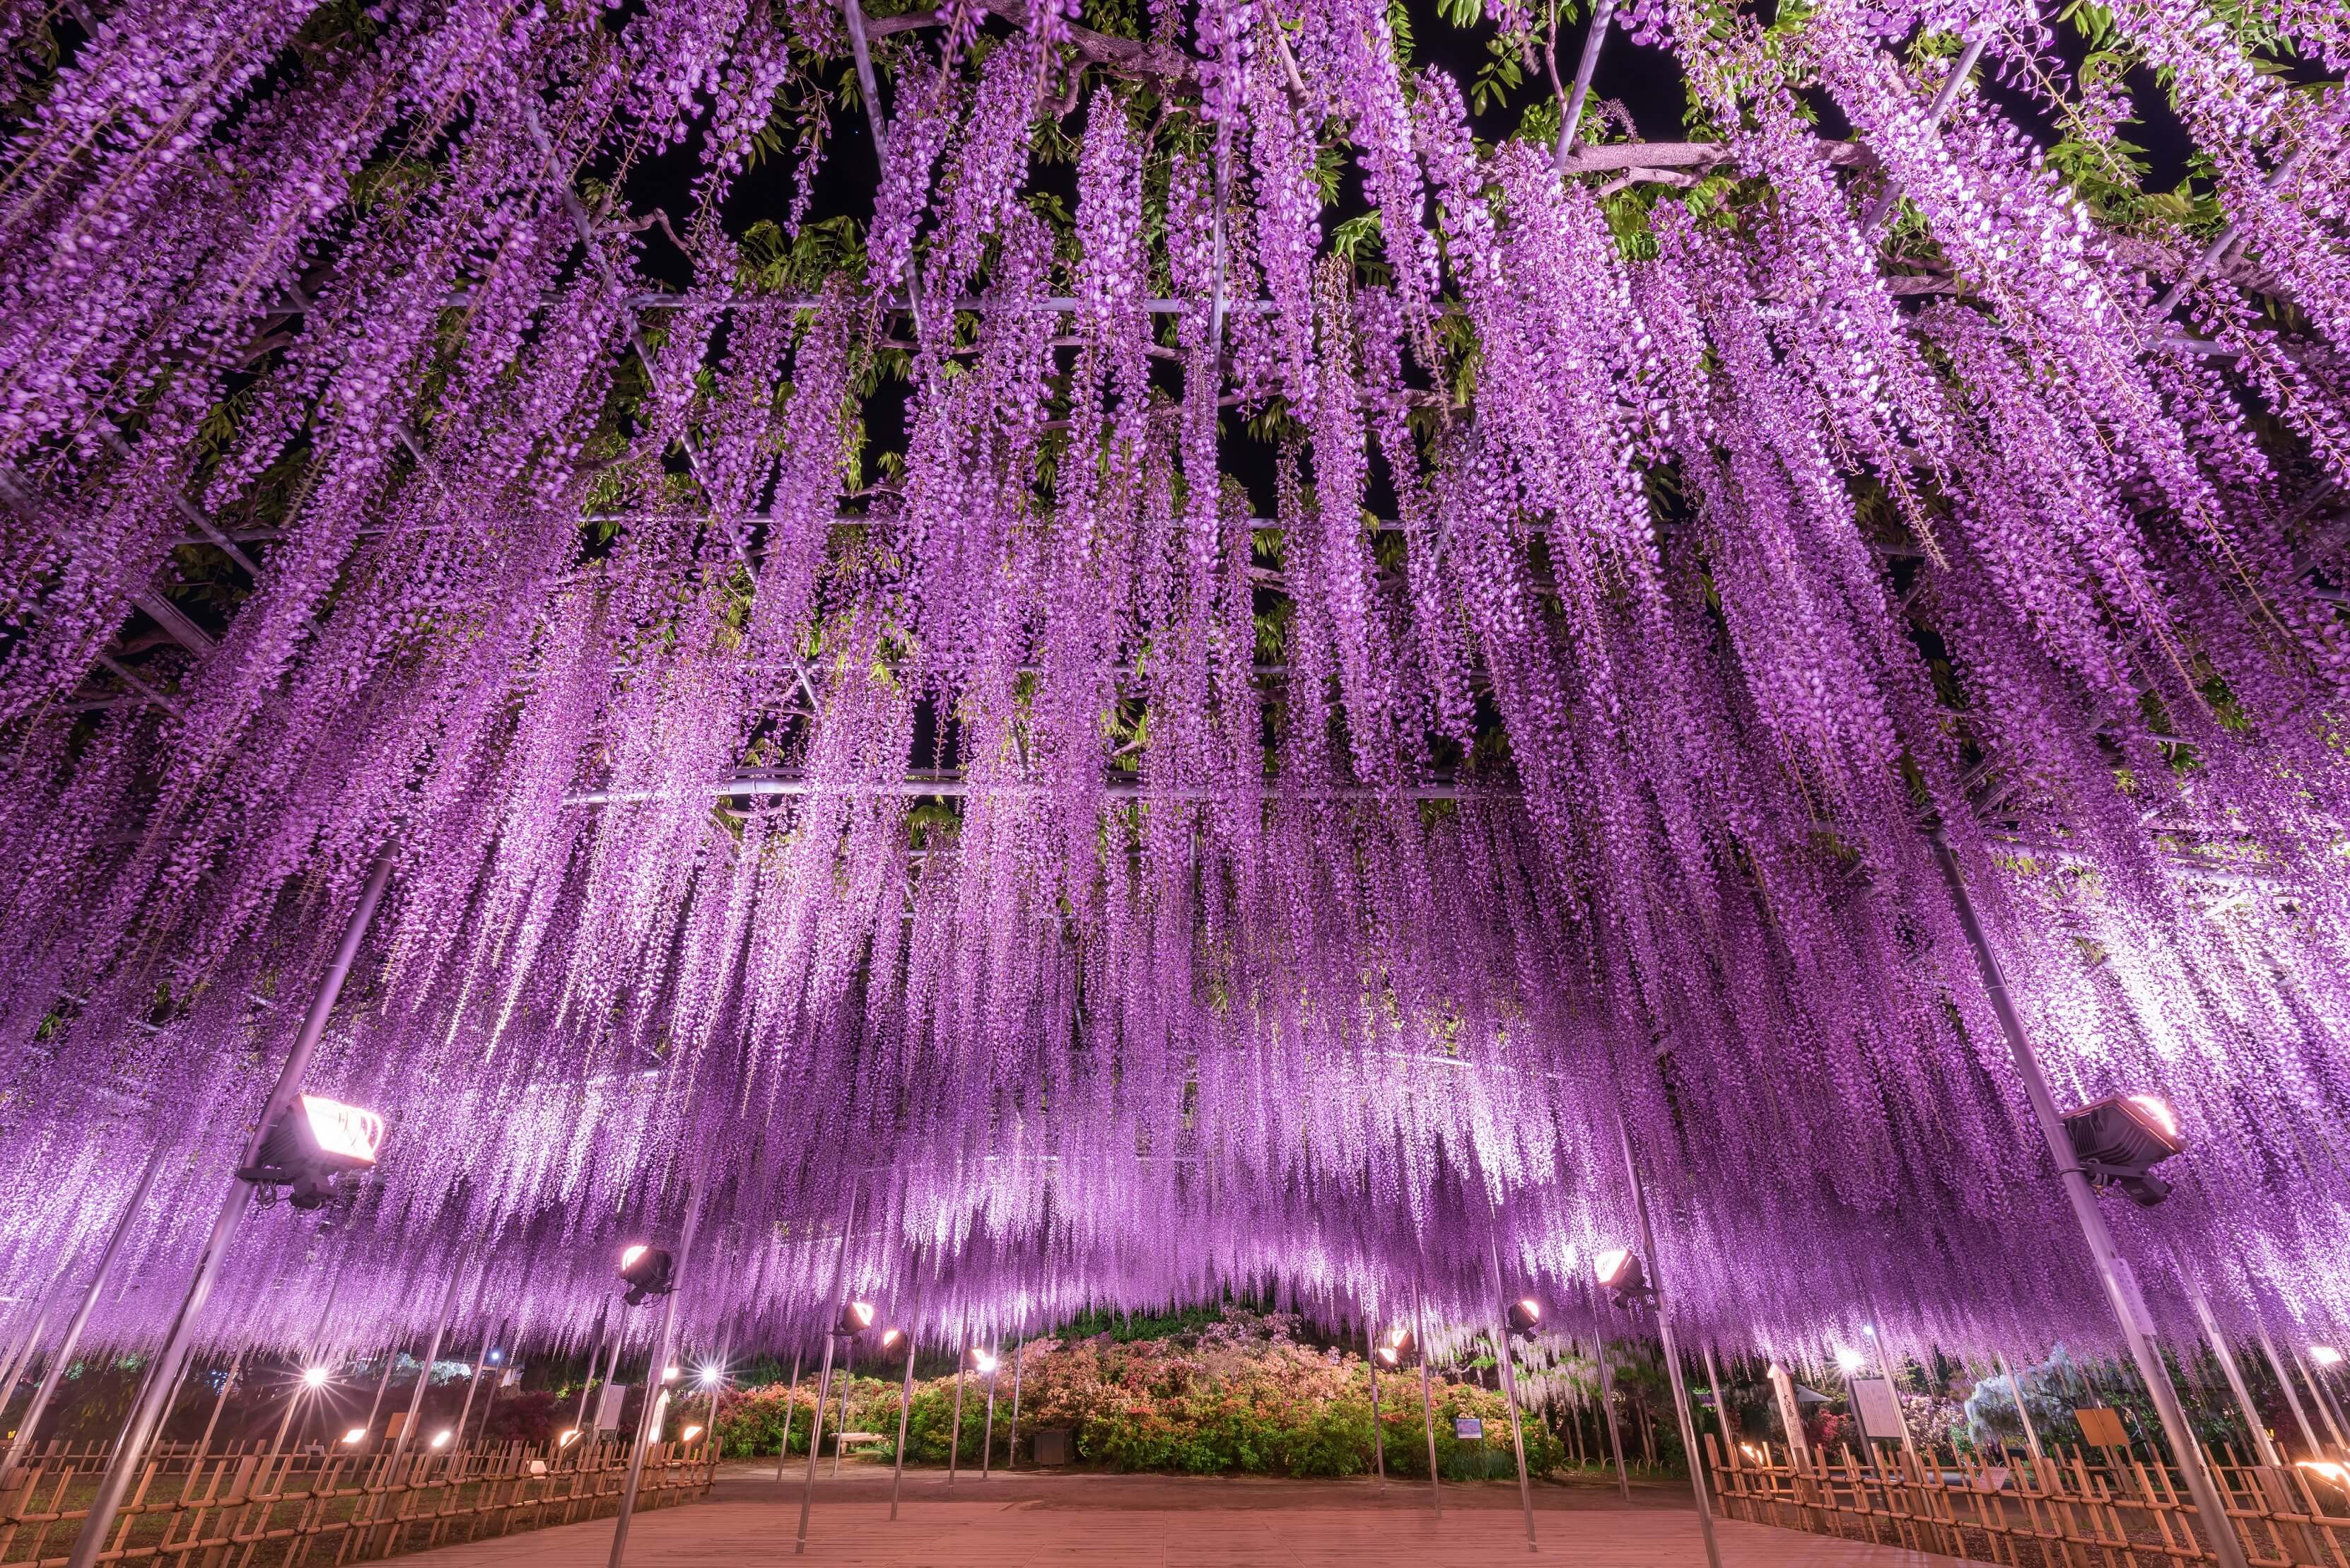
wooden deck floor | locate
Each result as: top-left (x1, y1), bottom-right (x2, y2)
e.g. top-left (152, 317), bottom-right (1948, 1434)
top-left (394, 1465), bottom-right (1977, 1568)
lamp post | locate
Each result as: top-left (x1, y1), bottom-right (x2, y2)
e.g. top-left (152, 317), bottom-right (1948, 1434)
top-left (1929, 826), bottom-right (2252, 1568)
top-left (63, 844), bottom-right (395, 1568)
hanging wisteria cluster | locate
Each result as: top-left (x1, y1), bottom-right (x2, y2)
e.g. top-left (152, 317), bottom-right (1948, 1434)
top-left (0, 0), bottom-right (2346, 1384)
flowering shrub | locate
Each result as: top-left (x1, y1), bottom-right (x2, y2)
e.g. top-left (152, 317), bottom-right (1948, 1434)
top-left (716, 1310), bottom-right (1562, 1479)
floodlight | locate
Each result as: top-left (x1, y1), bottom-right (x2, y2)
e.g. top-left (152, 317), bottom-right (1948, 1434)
top-left (558, 1429), bottom-right (581, 1448)
top-left (2299, 1461), bottom-right (2348, 1488)
top-left (303, 1365), bottom-right (331, 1388)
top-left (681, 1424), bottom-right (703, 1441)
top-left (238, 1093), bottom-right (385, 1210)
top-left (618, 1244), bottom-right (675, 1306)
top-left (343, 1428), bottom-right (368, 1445)
top-left (2313, 1345), bottom-right (2344, 1367)
top-left (2062, 1094), bottom-right (2185, 1207)
top-left (430, 1429), bottom-right (452, 1449)
top-left (879, 1328), bottom-right (904, 1350)
top-left (836, 1301), bottom-right (876, 1336)
top-left (1387, 1327), bottom-right (1414, 1353)
top-left (698, 1363), bottom-right (724, 1388)
top-left (1594, 1248), bottom-right (1653, 1306)
top-left (1374, 1346), bottom-right (1401, 1369)
top-left (1507, 1298), bottom-right (1542, 1335)
top-left (1835, 1347), bottom-right (1867, 1374)
top-left (964, 1347), bottom-right (998, 1375)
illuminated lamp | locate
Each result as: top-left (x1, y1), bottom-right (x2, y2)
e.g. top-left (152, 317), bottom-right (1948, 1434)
top-left (618, 1244), bottom-right (675, 1306)
top-left (836, 1301), bottom-right (876, 1337)
top-left (429, 1429), bottom-right (452, 1449)
top-left (1507, 1298), bottom-right (1542, 1335)
top-left (2313, 1346), bottom-right (2343, 1368)
top-left (342, 1428), bottom-right (367, 1445)
top-left (662, 1364), bottom-right (679, 1382)
top-left (964, 1347), bottom-right (998, 1376)
top-left (2062, 1094), bottom-right (2185, 1207)
top-left (879, 1328), bottom-right (904, 1350)
top-left (558, 1429), bottom-right (582, 1449)
top-left (238, 1093), bottom-right (384, 1210)
top-left (681, 1425), bottom-right (703, 1442)
top-left (1594, 1248), bottom-right (1654, 1307)
top-left (698, 1364), bottom-right (725, 1388)
top-left (1835, 1347), bottom-right (1867, 1374)
top-left (302, 1366), bottom-right (331, 1388)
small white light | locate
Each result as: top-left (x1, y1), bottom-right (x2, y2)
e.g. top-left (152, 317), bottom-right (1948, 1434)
top-left (559, 1429), bottom-right (581, 1448)
top-left (1836, 1347), bottom-right (1867, 1373)
top-left (880, 1328), bottom-right (902, 1349)
top-left (2299, 1461), bottom-right (2348, 1486)
top-left (681, 1424), bottom-right (703, 1441)
top-left (343, 1427), bottom-right (368, 1445)
top-left (1594, 1248), bottom-right (1632, 1286)
top-left (489, 1350), bottom-right (502, 1364)
top-left (2127, 1094), bottom-right (2180, 1141)
top-left (662, 1364), bottom-right (679, 1382)
top-left (620, 1244), bottom-right (648, 1270)
top-left (298, 1094), bottom-right (384, 1164)
top-left (973, 1350), bottom-right (998, 1375)
top-left (429, 1429), bottom-right (452, 1449)
top-left (2312, 1345), bottom-right (2344, 1367)
top-left (698, 1363), bottom-right (724, 1387)
top-left (303, 1366), bottom-right (330, 1388)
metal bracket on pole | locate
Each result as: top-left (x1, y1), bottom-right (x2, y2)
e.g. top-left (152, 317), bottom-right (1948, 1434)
top-left (1928, 825), bottom-right (2253, 1568)
top-left (1617, 1108), bottom-right (1724, 1568)
top-left (64, 843), bottom-right (396, 1568)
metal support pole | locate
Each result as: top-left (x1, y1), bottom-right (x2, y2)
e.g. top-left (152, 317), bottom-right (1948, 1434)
top-left (1486, 1236), bottom-right (1538, 1552)
top-left (946, 1354), bottom-right (966, 1488)
top-left (2256, 1323), bottom-right (2324, 1458)
top-left (64, 845), bottom-right (394, 1568)
top-left (194, 1351), bottom-right (244, 1461)
top-left (1, 1144), bottom-right (170, 1484)
top-left (1996, 1352), bottom-right (2046, 1466)
top-left (979, 1347), bottom-right (998, 1480)
top-left (2294, 1345), bottom-right (2349, 1453)
top-left (392, 1266), bottom-right (467, 1463)
top-left (575, 1327), bottom-right (609, 1458)
top-left (773, 1348), bottom-right (801, 1479)
top-left (1618, 1108), bottom-right (1724, 1568)
top-left (1929, 828), bottom-right (2253, 1568)
top-left (1857, 35), bottom-right (1987, 234)
top-left (829, 1337), bottom-right (855, 1478)
top-left (452, 1325), bottom-right (496, 1449)
top-left (1367, 1321), bottom-right (1387, 1486)
top-left (1553, 0), bottom-right (1615, 168)
top-left (1702, 1343), bottom-right (1729, 1460)
top-left (363, 1342), bottom-right (399, 1441)
top-left (889, 1333), bottom-right (916, 1521)
top-left (1591, 1280), bottom-right (1631, 1499)
top-left (0, 1310), bottom-right (42, 1418)
top-left (608, 1200), bottom-right (698, 1568)
top-left (1866, 1316), bottom-right (1919, 1463)
top-left (1005, 1329), bottom-right (1025, 1472)
top-left (1413, 1282), bottom-right (1440, 1516)
top-left (2188, 1287), bottom-right (2282, 1466)
top-left (795, 1180), bottom-right (860, 1555)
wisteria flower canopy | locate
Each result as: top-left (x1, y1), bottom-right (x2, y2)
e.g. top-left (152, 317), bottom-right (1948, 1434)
top-left (0, 0), bottom-right (2346, 1367)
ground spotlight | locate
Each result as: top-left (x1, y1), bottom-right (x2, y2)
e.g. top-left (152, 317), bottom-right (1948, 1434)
top-left (302, 1365), bottom-right (331, 1388)
top-left (2313, 1346), bottom-right (2344, 1368)
top-left (343, 1428), bottom-right (367, 1445)
top-left (238, 1093), bottom-right (385, 1210)
top-left (681, 1424), bottom-right (703, 1442)
top-left (559, 1429), bottom-right (582, 1449)
top-left (836, 1301), bottom-right (876, 1337)
top-left (618, 1244), bottom-right (675, 1306)
top-left (1507, 1297), bottom-right (1542, 1335)
top-left (1376, 1327), bottom-right (1415, 1368)
top-left (429, 1429), bottom-right (452, 1449)
top-left (879, 1327), bottom-right (904, 1350)
top-left (964, 1347), bottom-right (998, 1376)
top-left (2062, 1094), bottom-right (2185, 1206)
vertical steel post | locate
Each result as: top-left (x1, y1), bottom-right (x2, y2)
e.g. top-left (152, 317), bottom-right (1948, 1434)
top-left (2255, 1323), bottom-right (2324, 1456)
top-left (889, 1333), bottom-right (916, 1520)
top-left (2293, 1345), bottom-right (2349, 1452)
top-left (795, 1180), bottom-right (860, 1555)
top-left (946, 1354), bottom-right (966, 1489)
top-left (773, 1348), bottom-right (801, 1480)
top-left (1590, 1279), bottom-right (1632, 1499)
top-left (1486, 1236), bottom-right (1538, 1552)
top-left (391, 1266), bottom-right (467, 1463)
top-left (2187, 1287), bottom-right (2281, 1466)
top-left (452, 1325), bottom-right (496, 1449)
top-left (1, 1145), bottom-right (169, 1484)
top-left (829, 1337), bottom-right (855, 1478)
top-left (1930, 828), bottom-right (2252, 1568)
top-left (193, 1350), bottom-right (244, 1461)
top-left (64, 846), bottom-right (394, 1568)
top-left (1866, 1316), bottom-right (1919, 1463)
top-left (1618, 1107), bottom-right (1723, 1568)
top-left (607, 1200), bottom-right (698, 1568)
top-left (1367, 1321), bottom-right (1386, 1486)
top-left (575, 1327), bottom-right (610, 1461)
top-left (979, 1347), bottom-right (998, 1480)
top-left (1005, 1327), bottom-right (1026, 1472)
top-left (1413, 1282), bottom-right (1440, 1516)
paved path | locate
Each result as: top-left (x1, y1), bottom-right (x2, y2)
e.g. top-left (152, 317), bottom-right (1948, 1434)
top-left (393, 1465), bottom-right (1975, 1567)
